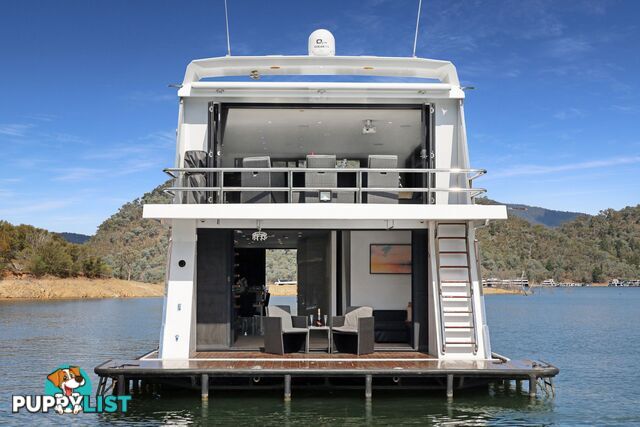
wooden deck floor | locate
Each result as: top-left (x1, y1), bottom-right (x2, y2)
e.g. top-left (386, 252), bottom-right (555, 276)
top-left (95, 350), bottom-right (559, 379)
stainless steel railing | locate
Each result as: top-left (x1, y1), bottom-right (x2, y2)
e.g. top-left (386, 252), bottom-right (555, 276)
top-left (163, 166), bottom-right (487, 204)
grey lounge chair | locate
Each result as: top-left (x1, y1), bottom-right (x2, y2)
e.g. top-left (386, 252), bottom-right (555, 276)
top-left (182, 150), bottom-right (208, 204)
top-left (241, 156), bottom-right (272, 203)
top-left (305, 154), bottom-right (336, 203)
top-left (367, 155), bottom-right (399, 204)
top-left (264, 305), bottom-right (309, 354)
top-left (332, 306), bottom-right (375, 355)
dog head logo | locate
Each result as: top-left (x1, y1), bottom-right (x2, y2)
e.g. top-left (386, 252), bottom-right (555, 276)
top-left (44, 365), bottom-right (92, 414)
top-left (47, 366), bottom-right (85, 396)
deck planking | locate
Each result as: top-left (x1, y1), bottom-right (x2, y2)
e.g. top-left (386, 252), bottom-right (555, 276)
top-left (96, 350), bottom-right (559, 379)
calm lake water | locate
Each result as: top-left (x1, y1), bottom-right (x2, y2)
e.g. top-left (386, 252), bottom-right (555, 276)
top-left (1, 287), bottom-right (639, 425)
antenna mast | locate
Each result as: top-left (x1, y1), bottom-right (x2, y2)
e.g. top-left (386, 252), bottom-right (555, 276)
top-left (412, 0), bottom-right (423, 57)
top-left (224, 0), bottom-right (232, 56)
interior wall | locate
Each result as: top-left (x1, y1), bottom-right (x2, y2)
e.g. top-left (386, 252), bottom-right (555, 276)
top-left (350, 230), bottom-right (411, 310)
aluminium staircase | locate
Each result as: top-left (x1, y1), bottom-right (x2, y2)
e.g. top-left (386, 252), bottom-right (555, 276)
top-left (435, 222), bottom-right (478, 355)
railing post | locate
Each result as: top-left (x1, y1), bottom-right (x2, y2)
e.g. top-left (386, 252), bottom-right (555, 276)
top-left (218, 170), bottom-right (224, 203)
top-left (289, 170), bottom-right (293, 203)
top-left (358, 170), bottom-right (363, 203)
top-left (427, 169), bottom-right (432, 205)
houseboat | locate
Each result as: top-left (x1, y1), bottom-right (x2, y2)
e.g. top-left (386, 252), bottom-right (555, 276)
top-left (95, 30), bottom-right (558, 400)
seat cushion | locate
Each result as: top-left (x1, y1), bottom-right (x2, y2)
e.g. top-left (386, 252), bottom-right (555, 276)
top-left (332, 325), bottom-right (358, 334)
top-left (283, 327), bottom-right (308, 334)
top-left (375, 330), bottom-right (410, 343)
top-left (344, 306), bottom-right (373, 329)
top-left (373, 310), bottom-right (410, 343)
top-left (375, 321), bottom-right (408, 332)
top-left (373, 310), bottom-right (407, 322)
top-left (267, 305), bottom-right (293, 330)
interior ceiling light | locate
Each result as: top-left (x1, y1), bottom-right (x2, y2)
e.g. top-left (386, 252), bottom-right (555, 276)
top-left (252, 222), bottom-right (268, 242)
top-left (362, 119), bottom-right (377, 135)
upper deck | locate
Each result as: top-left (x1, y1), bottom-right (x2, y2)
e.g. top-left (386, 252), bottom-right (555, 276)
top-left (143, 54), bottom-right (506, 224)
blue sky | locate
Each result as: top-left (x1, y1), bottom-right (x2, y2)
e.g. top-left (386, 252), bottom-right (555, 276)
top-left (1, 0), bottom-right (639, 234)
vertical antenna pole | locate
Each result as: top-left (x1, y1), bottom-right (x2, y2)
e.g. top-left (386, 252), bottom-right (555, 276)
top-left (412, 0), bottom-right (423, 57)
top-left (224, 0), bottom-right (232, 56)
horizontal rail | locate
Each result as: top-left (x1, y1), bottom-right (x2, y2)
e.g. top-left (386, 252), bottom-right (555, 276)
top-left (165, 187), bottom-right (486, 194)
top-left (162, 166), bottom-right (487, 204)
top-left (164, 166), bottom-right (486, 176)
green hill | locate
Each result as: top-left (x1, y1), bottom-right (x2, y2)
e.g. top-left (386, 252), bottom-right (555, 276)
top-left (504, 203), bottom-right (586, 228)
top-left (88, 184), bottom-right (640, 284)
top-left (476, 197), bottom-right (587, 228)
top-left (87, 181), bottom-right (172, 283)
top-left (3, 182), bottom-right (638, 285)
top-left (56, 232), bottom-right (92, 244)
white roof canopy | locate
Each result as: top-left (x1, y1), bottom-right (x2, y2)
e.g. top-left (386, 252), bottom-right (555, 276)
top-left (181, 55), bottom-right (460, 87)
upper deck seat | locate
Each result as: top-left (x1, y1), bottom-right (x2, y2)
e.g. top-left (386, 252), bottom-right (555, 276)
top-left (241, 156), bottom-right (272, 203)
top-left (367, 155), bottom-right (399, 204)
top-left (304, 154), bottom-right (337, 203)
top-left (182, 150), bottom-right (208, 204)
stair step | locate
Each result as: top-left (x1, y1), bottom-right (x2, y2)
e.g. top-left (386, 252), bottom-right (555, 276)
top-left (438, 251), bottom-right (468, 254)
top-left (444, 342), bottom-right (476, 348)
top-left (442, 293), bottom-right (471, 298)
top-left (445, 338), bottom-right (476, 344)
top-left (439, 265), bottom-right (469, 269)
top-left (441, 295), bottom-right (471, 299)
top-left (443, 309), bottom-right (472, 314)
top-left (444, 325), bottom-right (473, 329)
top-left (441, 280), bottom-right (470, 284)
top-left (440, 282), bottom-right (469, 287)
top-left (437, 236), bottom-right (466, 240)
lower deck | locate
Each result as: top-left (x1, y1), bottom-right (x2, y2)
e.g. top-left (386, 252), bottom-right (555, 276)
top-left (95, 350), bottom-right (558, 399)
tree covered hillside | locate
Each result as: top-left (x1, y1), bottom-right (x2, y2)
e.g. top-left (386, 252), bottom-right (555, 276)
top-left (87, 181), bottom-right (172, 283)
top-left (477, 211), bottom-right (639, 282)
top-left (0, 221), bottom-right (109, 278)
top-left (4, 181), bottom-right (638, 285)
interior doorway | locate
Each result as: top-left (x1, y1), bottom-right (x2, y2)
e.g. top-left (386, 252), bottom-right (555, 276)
top-left (266, 249), bottom-right (298, 314)
top-left (231, 229), bottom-right (332, 350)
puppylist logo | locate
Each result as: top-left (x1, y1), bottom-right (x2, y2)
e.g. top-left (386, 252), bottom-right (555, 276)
top-left (12, 364), bottom-right (131, 415)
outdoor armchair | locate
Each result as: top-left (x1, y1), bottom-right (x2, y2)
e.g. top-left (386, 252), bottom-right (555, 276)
top-left (264, 305), bottom-right (309, 354)
top-left (332, 306), bottom-right (375, 355)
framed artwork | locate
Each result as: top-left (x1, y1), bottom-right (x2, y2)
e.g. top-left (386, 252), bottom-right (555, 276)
top-left (370, 244), bottom-right (412, 274)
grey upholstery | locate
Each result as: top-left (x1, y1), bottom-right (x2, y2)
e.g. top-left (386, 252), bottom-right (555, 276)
top-left (241, 156), bottom-right (272, 203)
top-left (332, 306), bottom-right (375, 355)
top-left (367, 155), bottom-right (399, 204)
top-left (182, 150), bottom-right (208, 204)
top-left (264, 305), bottom-right (308, 354)
top-left (305, 155), bottom-right (336, 203)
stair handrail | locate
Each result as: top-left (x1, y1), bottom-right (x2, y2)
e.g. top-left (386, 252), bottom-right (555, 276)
top-left (464, 222), bottom-right (479, 354)
top-left (434, 227), bottom-right (447, 354)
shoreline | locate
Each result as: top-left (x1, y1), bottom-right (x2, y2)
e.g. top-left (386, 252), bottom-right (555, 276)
top-left (483, 287), bottom-right (526, 295)
top-left (0, 277), bottom-right (164, 300)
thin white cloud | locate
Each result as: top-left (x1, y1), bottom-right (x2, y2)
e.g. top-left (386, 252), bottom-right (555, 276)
top-left (0, 123), bottom-right (33, 137)
top-left (0, 199), bottom-right (76, 215)
top-left (546, 37), bottom-right (591, 58)
top-left (489, 155), bottom-right (640, 179)
top-left (126, 91), bottom-right (176, 103)
top-left (554, 107), bottom-right (585, 120)
top-left (52, 167), bottom-right (105, 182)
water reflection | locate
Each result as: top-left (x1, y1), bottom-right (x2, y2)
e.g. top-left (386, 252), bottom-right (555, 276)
top-left (2, 289), bottom-right (640, 425)
top-left (95, 388), bottom-right (554, 426)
